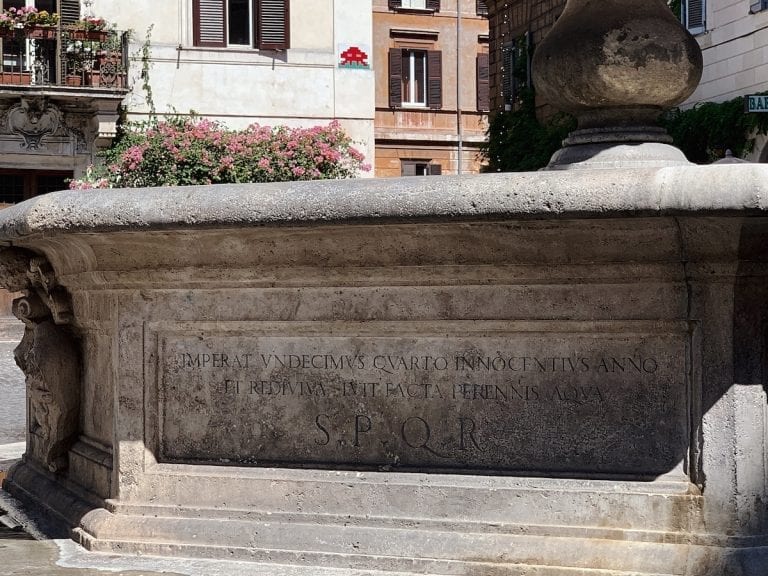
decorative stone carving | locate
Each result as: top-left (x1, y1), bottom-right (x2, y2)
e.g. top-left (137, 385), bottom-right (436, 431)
top-left (0, 248), bottom-right (80, 474)
top-left (7, 97), bottom-right (62, 150)
top-left (14, 317), bottom-right (80, 473)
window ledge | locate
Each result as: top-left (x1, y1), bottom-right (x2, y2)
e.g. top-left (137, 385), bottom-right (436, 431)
top-left (390, 28), bottom-right (439, 39)
top-left (401, 103), bottom-right (428, 109)
top-left (392, 7), bottom-right (437, 15)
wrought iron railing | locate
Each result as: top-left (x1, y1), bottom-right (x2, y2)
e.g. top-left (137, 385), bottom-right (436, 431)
top-left (0, 28), bottom-right (128, 89)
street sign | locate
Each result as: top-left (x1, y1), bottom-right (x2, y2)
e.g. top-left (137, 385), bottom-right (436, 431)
top-left (745, 94), bottom-right (768, 112)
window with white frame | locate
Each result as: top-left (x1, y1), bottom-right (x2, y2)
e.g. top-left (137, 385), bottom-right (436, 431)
top-left (1, 0), bottom-right (61, 74)
top-left (193, 0), bottom-right (289, 50)
top-left (389, 0), bottom-right (440, 11)
top-left (388, 47), bottom-right (442, 109)
top-left (402, 49), bottom-right (426, 106)
top-left (750, 0), bottom-right (768, 13)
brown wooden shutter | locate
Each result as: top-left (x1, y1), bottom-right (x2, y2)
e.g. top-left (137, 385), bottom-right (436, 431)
top-left (426, 0), bottom-right (440, 11)
top-left (427, 50), bottom-right (442, 109)
top-left (476, 0), bottom-right (488, 16)
top-left (389, 48), bottom-right (403, 108)
top-left (193, 0), bottom-right (226, 48)
top-left (58, 0), bottom-right (80, 26)
top-left (258, 0), bottom-right (289, 50)
top-left (389, 0), bottom-right (402, 9)
top-left (401, 162), bottom-right (417, 176)
top-left (476, 53), bottom-right (489, 112)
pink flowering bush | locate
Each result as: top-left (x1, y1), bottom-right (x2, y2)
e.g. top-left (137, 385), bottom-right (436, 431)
top-left (70, 117), bottom-right (370, 189)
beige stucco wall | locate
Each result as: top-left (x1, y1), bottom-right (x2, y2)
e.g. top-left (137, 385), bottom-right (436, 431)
top-left (89, 0), bottom-right (375, 173)
top-left (685, 0), bottom-right (768, 106)
top-left (682, 0), bottom-right (768, 161)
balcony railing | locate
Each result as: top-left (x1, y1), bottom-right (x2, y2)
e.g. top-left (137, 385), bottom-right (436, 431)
top-left (0, 27), bottom-right (128, 90)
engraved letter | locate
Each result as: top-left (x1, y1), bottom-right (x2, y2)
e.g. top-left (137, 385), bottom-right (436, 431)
top-left (354, 414), bottom-right (372, 447)
top-left (459, 417), bottom-right (482, 451)
top-left (315, 414), bottom-right (330, 446)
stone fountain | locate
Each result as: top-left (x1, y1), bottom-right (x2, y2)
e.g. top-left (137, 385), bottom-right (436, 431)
top-left (0, 1), bottom-right (766, 574)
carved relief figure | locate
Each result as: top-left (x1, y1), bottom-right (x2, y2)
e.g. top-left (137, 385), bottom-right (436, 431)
top-left (0, 248), bottom-right (81, 474)
top-left (14, 316), bottom-right (80, 473)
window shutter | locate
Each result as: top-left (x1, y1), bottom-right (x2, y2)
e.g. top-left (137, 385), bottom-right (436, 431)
top-left (476, 53), bottom-right (489, 112)
top-left (686, 0), bottom-right (705, 34)
top-left (427, 50), bottom-right (442, 109)
top-left (476, 0), bottom-right (488, 16)
top-left (426, 0), bottom-right (440, 11)
top-left (501, 42), bottom-right (514, 108)
top-left (429, 163), bottom-right (442, 175)
top-left (58, 0), bottom-right (80, 26)
top-left (389, 48), bottom-right (403, 108)
top-left (193, 0), bottom-right (226, 47)
top-left (389, 0), bottom-right (402, 9)
top-left (258, 0), bottom-right (289, 50)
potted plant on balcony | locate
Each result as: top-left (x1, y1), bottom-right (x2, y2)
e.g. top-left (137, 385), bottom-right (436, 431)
top-left (67, 16), bottom-right (110, 42)
top-left (24, 8), bottom-right (58, 39)
top-left (0, 7), bottom-right (23, 39)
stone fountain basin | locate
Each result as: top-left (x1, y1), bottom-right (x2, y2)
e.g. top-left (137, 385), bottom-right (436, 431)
top-left (0, 167), bottom-right (766, 575)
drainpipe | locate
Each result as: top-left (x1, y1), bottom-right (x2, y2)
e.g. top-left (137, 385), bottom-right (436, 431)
top-left (456, 0), bottom-right (463, 176)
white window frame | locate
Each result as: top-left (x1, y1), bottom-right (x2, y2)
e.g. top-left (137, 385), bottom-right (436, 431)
top-left (2, 0), bottom-right (53, 74)
top-left (401, 0), bottom-right (427, 8)
top-left (402, 49), bottom-right (427, 107)
top-left (228, 0), bottom-right (253, 46)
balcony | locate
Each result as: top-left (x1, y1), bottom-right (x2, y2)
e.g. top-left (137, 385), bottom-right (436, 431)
top-left (0, 26), bottom-right (130, 191)
top-left (0, 27), bottom-right (129, 90)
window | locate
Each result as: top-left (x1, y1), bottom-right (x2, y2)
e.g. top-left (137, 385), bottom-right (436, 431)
top-left (401, 160), bottom-right (441, 176)
top-left (476, 0), bottom-right (488, 16)
top-left (0, 171), bottom-right (72, 204)
top-left (750, 0), bottom-right (768, 13)
top-left (1, 0), bottom-right (61, 75)
top-left (501, 34), bottom-right (530, 111)
top-left (402, 49), bottom-right (426, 106)
top-left (476, 53), bottom-right (489, 112)
top-left (389, 48), bottom-right (442, 109)
top-left (193, 0), bottom-right (289, 50)
top-left (684, 0), bottom-right (705, 34)
top-left (389, 0), bottom-right (440, 12)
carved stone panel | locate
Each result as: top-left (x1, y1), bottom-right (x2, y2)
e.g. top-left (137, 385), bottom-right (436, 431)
top-left (159, 327), bottom-right (689, 477)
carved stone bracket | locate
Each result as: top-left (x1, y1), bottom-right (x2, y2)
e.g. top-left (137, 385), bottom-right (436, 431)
top-left (0, 247), bottom-right (80, 474)
top-left (0, 96), bottom-right (92, 154)
top-left (7, 97), bottom-right (62, 151)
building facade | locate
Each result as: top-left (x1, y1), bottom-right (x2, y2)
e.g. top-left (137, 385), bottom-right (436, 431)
top-left (0, 0), bottom-right (376, 209)
top-left (680, 0), bottom-right (768, 160)
top-left (487, 0), bottom-right (563, 113)
top-left (373, 0), bottom-right (489, 176)
top-left (0, 0), bottom-right (127, 204)
top-left (489, 0), bottom-right (768, 161)
top-left (92, 0), bottom-right (376, 170)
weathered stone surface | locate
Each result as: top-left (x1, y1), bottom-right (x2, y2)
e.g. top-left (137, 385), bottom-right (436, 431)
top-left (161, 332), bottom-right (687, 475)
top-left (0, 167), bottom-right (765, 575)
top-left (532, 0), bottom-right (702, 128)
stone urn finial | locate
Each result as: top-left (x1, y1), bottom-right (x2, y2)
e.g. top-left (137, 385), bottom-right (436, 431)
top-left (532, 0), bottom-right (703, 169)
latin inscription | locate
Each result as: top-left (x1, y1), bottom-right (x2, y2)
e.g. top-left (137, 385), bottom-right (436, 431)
top-left (160, 335), bottom-right (688, 475)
